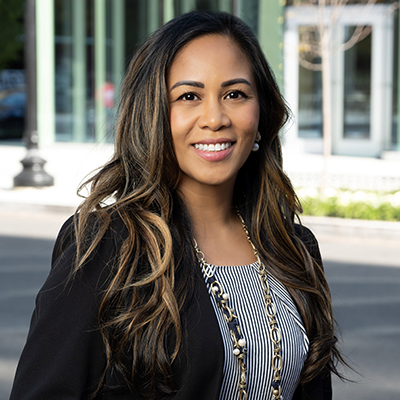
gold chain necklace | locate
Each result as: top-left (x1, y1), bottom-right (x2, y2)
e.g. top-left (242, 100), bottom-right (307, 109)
top-left (193, 212), bottom-right (283, 400)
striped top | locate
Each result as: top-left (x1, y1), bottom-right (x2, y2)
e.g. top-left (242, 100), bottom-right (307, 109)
top-left (202, 262), bottom-right (309, 400)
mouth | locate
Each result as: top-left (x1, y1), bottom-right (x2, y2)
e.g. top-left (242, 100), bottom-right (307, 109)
top-left (193, 142), bottom-right (234, 152)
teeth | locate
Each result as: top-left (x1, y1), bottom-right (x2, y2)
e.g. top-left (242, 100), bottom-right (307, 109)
top-left (194, 142), bottom-right (232, 152)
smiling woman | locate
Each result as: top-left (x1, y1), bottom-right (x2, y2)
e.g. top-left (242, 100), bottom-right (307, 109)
top-left (10, 11), bottom-right (344, 400)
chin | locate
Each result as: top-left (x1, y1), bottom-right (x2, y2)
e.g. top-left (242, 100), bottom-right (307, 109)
top-left (197, 174), bottom-right (237, 188)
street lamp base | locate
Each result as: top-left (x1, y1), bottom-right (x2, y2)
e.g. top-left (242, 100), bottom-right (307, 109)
top-left (13, 149), bottom-right (54, 187)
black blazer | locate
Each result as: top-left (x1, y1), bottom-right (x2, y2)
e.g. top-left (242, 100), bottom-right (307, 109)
top-left (10, 215), bottom-right (332, 400)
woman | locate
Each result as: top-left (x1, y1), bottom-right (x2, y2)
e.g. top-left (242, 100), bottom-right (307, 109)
top-left (10, 11), bottom-right (342, 400)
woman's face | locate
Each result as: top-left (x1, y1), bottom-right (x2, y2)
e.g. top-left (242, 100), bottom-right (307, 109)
top-left (167, 34), bottom-right (260, 193)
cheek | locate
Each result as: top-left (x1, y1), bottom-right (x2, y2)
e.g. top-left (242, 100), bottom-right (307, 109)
top-left (249, 105), bottom-right (260, 128)
top-left (169, 107), bottom-right (194, 144)
top-left (237, 106), bottom-right (260, 135)
top-left (169, 109), bottom-right (190, 168)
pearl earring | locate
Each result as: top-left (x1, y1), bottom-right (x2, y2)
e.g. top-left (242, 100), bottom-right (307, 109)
top-left (252, 132), bottom-right (261, 152)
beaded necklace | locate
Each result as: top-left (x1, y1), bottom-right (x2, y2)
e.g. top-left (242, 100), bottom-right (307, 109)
top-left (193, 212), bottom-right (283, 400)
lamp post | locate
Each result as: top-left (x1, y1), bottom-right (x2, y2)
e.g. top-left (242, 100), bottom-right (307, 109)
top-left (14, 0), bottom-right (54, 187)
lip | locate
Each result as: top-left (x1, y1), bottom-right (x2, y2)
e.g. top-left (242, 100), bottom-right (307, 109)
top-left (192, 141), bottom-right (235, 162)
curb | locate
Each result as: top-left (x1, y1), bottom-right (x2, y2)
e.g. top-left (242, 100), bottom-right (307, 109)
top-left (301, 215), bottom-right (400, 240)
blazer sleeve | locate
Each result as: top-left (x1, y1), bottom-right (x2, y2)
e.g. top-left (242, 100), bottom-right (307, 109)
top-left (292, 224), bottom-right (333, 400)
top-left (9, 216), bottom-right (116, 400)
top-left (292, 367), bottom-right (332, 400)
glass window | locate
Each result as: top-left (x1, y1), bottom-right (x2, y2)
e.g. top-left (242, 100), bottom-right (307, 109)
top-left (55, 0), bottom-right (74, 141)
top-left (343, 25), bottom-right (372, 140)
top-left (0, 0), bottom-right (25, 141)
top-left (298, 26), bottom-right (323, 139)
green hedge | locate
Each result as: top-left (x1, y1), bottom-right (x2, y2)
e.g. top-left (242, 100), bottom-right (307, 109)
top-left (301, 196), bottom-right (400, 221)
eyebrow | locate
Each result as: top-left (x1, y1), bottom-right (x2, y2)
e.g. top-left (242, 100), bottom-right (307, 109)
top-left (169, 78), bottom-right (253, 91)
top-left (221, 78), bottom-right (252, 88)
top-left (170, 80), bottom-right (204, 91)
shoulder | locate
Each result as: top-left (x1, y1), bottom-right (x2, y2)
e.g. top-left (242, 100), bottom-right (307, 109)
top-left (51, 215), bottom-right (75, 265)
top-left (46, 210), bottom-right (130, 300)
top-left (294, 224), bottom-right (318, 246)
top-left (294, 223), bottom-right (323, 267)
top-left (46, 210), bottom-right (129, 303)
top-left (52, 210), bottom-right (129, 266)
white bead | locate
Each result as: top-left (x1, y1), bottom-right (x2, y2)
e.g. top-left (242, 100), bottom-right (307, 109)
top-left (212, 286), bottom-right (219, 293)
top-left (238, 338), bottom-right (246, 347)
top-left (233, 348), bottom-right (240, 356)
top-left (222, 293), bottom-right (229, 300)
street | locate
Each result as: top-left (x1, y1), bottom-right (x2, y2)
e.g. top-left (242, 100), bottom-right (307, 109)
top-left (1, 208), bottom-right (399, 399)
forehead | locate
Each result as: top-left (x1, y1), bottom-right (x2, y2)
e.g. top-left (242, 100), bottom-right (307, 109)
top-left (168, 34), bottom-right (254, 83)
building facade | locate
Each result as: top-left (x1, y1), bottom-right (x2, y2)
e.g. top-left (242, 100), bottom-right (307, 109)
top-left (1, 0), bottom-right (399, 158)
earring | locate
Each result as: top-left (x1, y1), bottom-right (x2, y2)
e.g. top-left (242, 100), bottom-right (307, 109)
top-left (252, 132), bottom-right (261, 152)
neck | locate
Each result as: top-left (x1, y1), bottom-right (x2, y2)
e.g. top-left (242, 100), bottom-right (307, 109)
top-left (177, 176), bottom-right (256, 267)
top-left (177, 178), bottom-right (237, 239)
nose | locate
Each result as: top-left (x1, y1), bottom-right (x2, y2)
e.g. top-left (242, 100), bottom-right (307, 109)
top-left (197, 98), bottom-right (231, 131)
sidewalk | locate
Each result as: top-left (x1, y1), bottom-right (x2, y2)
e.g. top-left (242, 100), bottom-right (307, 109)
top-left (282, 150), bottom-right (400, 192)
top-left (0, 142), bottom-right (114, 212)
top-left (1, 142), bottom-right (400, 238)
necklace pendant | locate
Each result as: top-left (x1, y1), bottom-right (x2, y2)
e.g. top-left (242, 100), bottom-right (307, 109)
top-left (272, 384), bottom-right (282, 400)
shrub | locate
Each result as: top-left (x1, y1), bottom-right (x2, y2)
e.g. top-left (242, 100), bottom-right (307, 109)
top-left (298, 189), bottom-right (400, 221)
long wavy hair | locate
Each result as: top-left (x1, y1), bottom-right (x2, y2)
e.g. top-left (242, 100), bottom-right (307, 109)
top-left (73, 11), bottom-right (342, 398)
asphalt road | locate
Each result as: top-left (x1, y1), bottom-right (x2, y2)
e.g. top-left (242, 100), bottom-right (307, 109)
top-left (1, 208), bottom-right (399, 399)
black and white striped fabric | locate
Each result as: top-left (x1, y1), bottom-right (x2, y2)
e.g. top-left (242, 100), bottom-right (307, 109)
top-left (202, 262), bottom-right (309, 400)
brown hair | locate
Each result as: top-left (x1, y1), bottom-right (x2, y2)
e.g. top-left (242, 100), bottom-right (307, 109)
top-left (73, 11), bottom-right (343, 398)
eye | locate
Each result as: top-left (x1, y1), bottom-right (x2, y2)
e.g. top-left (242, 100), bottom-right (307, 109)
top-left (225, 90), bottom-right (248, 100)
top-left (178, 92), bottom-right (199, 101)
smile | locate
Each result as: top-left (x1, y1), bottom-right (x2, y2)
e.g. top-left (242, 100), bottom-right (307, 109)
top-left (193, 142), bottom-right (233, 152)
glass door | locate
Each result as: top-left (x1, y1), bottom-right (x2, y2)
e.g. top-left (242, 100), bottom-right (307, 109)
top-left (284, 5), bottom-right (394, 157)
top-left (343, 26), bottom-right (372, 141)
top-left (332, 9), bottom-right (394, 157)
